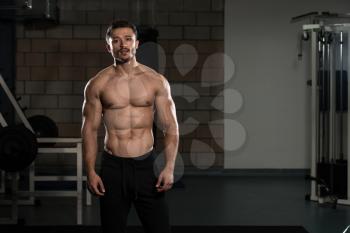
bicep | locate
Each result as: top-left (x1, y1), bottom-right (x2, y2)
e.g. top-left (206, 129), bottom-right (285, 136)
top-left (82, 83), bottom-right (102, 131)
top-left (155, 79), bottom-right (178, 130)
top-left (156, 97), bottom-right (176, 121)
top-left (83, 101), bottom-right (102, 128)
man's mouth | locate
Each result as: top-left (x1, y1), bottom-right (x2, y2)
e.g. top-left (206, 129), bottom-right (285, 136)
top-left (119, 49), bottom-right (129, 53)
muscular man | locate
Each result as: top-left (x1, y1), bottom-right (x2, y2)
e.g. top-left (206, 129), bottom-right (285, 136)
top-left (81, 20), bottom-right (179, 233)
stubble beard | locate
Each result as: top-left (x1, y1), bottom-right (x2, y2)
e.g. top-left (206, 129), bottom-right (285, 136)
top-left (114, 48), bottom-right (136, 64)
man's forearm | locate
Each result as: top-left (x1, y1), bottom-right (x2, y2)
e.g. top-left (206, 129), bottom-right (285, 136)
top-left (163, 131), bottom-right (179, 171)
top-left (82, 130), bottom-right (99, 175)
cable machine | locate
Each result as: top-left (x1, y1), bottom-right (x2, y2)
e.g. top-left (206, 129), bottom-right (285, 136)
top-left (293, 12), bottom-right (350, 207)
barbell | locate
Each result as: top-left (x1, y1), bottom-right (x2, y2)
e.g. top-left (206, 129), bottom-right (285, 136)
top-left (28, 115), bottom-right (59, 139)
top-left (28, 115), bottom-right (59, 147)
top-left (0, 115), bottom-right (59, 172)
top-left (0, 125), bottom-right (37, 172)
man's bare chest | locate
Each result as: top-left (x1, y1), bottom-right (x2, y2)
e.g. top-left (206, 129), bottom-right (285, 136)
top-left (100, 77), bottom-right (156, 109)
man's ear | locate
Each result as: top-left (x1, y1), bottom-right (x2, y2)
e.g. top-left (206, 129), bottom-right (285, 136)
top-left (106, 42), bottom-right (111, 53)
top-left (135, 40), bottom-right (139, 49)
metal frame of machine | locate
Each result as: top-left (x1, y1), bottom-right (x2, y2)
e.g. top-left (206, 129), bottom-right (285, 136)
top-left (304, 22), bottom-right (350, 206)
top-left (0, 74), bottom-right (91, 224)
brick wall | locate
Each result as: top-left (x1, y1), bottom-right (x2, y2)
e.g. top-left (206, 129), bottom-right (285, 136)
top-left (154, 0), bottom-right (224, 169)
top-left (15, 0), bottom-right (224, 170)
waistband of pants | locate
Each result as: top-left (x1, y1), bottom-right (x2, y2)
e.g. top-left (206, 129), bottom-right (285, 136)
top-left (102, 149), bottom-right (156, 163)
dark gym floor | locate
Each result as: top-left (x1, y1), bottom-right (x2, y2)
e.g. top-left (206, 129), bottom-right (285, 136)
top-left (1, 175), bottom-right (350, 233)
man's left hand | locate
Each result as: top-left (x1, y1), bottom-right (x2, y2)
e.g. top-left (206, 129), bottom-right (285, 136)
top-left (156, 167), bottom-right (174, 192)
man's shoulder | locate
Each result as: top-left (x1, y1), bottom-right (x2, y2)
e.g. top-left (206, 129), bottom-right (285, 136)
top-left (93, 66), bottom-right (114, 80)
top-left (85, 66), bottom-right (114, 92)
top-left (137, 65), bottom-right (170, 94)
top-left (137, 64), bottom-right (166, 83)
top-left (88, 66), bottom-right (114, 84)
top-left (138, 64), bottom-right (160, 76)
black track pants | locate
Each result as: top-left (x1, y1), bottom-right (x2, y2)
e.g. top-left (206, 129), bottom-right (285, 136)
top-left (99, 150), bottom-right (171, 233)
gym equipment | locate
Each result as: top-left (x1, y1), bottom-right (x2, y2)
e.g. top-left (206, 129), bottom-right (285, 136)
top-left (27, 115), bottom-right (58, 147)
top-left (293, 12), bottom-right (350, 206)
top-left (0, 114), bottom-right (61, 172)
top-left (0, 74), bottom-right (90, 225)
top-left (0, 125), bottom-right (37, 172)
top-left (28, 115), bottom-right (59, 138)
top-left (0, 0), bottom-right (59, 24)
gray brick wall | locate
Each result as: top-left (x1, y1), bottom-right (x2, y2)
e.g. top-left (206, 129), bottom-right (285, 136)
top-left (184, 0), bottom-right (211, 11)
top-left (59, 0), bottom-right (101, 11)
top-left (73, 109), bottom-right (82, 123)
top-left (31, 67), bottom-right (59, 80)
top-left (46, 26), bottom-right (73, 38)
top-left (212, 0), bottom-right (224, 11)
top-left (17, 67), bottom-right (30, 80)
top-left (101, 0), bottom-right (129, 11)
top-left (169, 13), bottom-right (196, 25)
top-left (47, 53), bottom-right (73, 66)
top-left (60, 40), bottom-right (86, 52)
top-left (211, 26), bottom-right (224, 40)
top-left (46, 81), bottom-right (73, 94)
top-left (87, 11), bottom-right (114, 25)
top-left (155, 13), bottom-right (169, 25)
top-left (25, 81), bottom-right (45, 94)
top-left (31, 39), bottom-right (59, 52)
top-left (17, 39), bottom-right (31, 52)
top-left (25, 109), bottom-right (46, 117)
top-left (183, 111), bottom-right (210, 124)
top-left (60, 10), bottom-right (86, 25)
top-left (174, 97), bottom-right (197, 110)
top-left (25, 53), bottom-right (45, 66)
top-left (170, 83), bottom-right (183, 96)
top-left (156, 0), bottom-right (184, 11)
top-left (46, 109), bottom-right (73, 123)
top-left (157, 26), bottom-right (183, 40)
top-left (16, 81), bottom-right (25, 94)
top-left (197, 13), bottom-right (223, 26)
top-left (25, 29), bottom-right (45, 38)
top-left (31, 95), bottom-right (58, 108)
top-left (73, 81), bottom-right (87, 94)
top-left (59, 67), bottom-right (86, 80)
top-left (184, 26), bottom-right (211, 40)
top-left (59, 95), bottom-right (84, 108)
top-left (73, 26), bottom-right (101, 39)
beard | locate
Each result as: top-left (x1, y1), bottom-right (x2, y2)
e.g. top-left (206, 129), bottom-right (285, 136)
top-left (114, 48), bottom-right (136, 64)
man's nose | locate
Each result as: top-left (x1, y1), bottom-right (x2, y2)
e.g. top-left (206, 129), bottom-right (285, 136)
top-left (120, 40), bottom-right (127, 47)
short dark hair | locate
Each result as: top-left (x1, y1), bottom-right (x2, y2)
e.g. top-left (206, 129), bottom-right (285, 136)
top-left (105, 20), bottom-right (138, 42)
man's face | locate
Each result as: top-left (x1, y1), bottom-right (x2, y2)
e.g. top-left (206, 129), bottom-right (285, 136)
top-left (107, 27), bottom-right (139, 63)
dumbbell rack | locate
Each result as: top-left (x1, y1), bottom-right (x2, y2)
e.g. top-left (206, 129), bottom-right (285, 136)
top-left (0, 74), bottom-right (91, 225)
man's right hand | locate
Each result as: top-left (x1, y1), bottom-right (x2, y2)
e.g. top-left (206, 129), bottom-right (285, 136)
top-left (87, 172), bottom-right (105, 196)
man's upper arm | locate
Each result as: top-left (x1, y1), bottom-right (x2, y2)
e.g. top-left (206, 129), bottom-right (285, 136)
top-left (82, 79), bottom-right (102, 131)
top-left (155, 76), bottom-right (178, 134)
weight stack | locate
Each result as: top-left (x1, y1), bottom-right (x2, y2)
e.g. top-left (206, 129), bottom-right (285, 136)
top-left (317, 161), bottom-right (347, 198)
top-left (333, 160), bottom-right (347, 199)
top-left (317, 162), bottom-right (332, 197)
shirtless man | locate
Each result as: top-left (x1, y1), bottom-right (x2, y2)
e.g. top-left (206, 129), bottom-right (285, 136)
top-left (81, 20), bottom-right (178, 233)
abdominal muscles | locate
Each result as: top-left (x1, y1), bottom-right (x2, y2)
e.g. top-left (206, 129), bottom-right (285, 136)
top-left (102, 105), bottom-right (155, 157)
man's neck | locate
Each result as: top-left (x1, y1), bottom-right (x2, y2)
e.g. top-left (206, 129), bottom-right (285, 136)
top-left (114, 58), bottom-right (138, 75)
